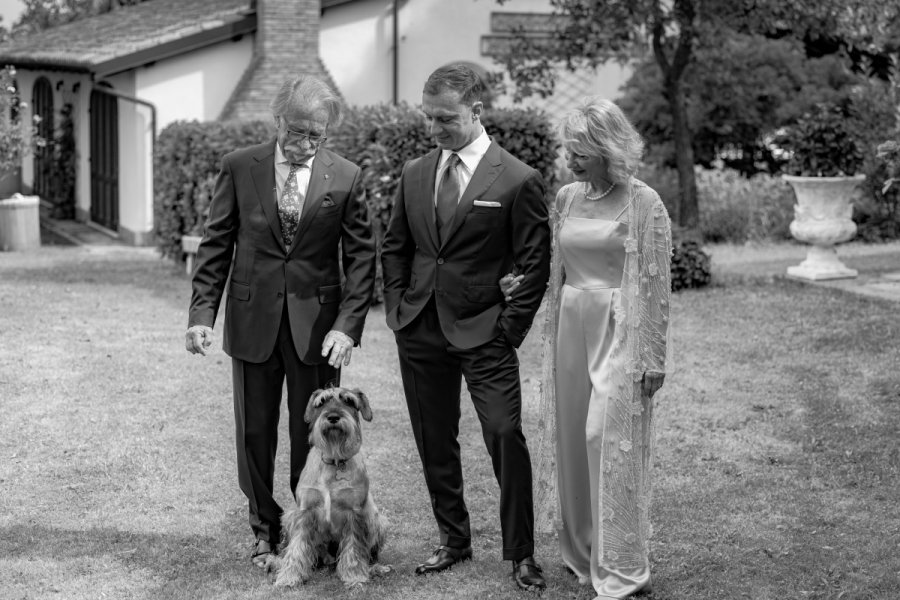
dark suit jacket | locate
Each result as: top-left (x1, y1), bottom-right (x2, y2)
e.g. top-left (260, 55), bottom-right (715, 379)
top-left (381, 141), bottom-right (550, 349)
top-left (188, 141), bottom-right (376, 364)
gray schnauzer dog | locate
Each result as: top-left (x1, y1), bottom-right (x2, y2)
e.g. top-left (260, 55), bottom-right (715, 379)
top-left (273, 387), bottom-right (389, 589)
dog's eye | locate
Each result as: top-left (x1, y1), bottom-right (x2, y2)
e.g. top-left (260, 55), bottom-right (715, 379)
top-left (340, 394), bottom-right (357, 408)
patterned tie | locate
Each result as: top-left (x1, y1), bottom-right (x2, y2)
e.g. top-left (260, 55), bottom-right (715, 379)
top-left (278, 163), bottom-right (305, 246)
top-left (436, 153), bottom-right (461, 243)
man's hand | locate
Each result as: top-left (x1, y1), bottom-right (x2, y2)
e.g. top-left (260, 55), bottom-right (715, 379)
top-left (185, 325), bottom-right (214, 355)
top-left (642, 371), bottom-right (665, 399)
top-left (322, 330), bottom-right (355, 367)
top-left (499, 272), bottom-right (524, 302)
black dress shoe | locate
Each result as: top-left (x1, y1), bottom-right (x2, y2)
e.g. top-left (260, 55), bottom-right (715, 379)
top-left (513, 556), bottom-right (546, 591)
top-left (250, 539), bottom-right (276, 571)
top-left (415, 545), bottom-right (473, 575)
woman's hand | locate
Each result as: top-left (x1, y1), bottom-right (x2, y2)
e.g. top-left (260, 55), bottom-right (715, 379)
top-left (499, 272), bottom-right (524, 302)
top-left (641, 371), bottom-right (665, 399)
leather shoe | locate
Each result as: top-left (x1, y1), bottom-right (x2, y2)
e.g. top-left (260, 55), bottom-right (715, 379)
top-left (250, 539), bottom-right (276, 570)
top-left (513, 556), bottom-right (546, 591)
top-left (415, 545), bottom-right (473, 575)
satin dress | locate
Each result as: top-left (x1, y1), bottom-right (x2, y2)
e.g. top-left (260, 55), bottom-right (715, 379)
top-left (555, 209), bottom-right (651, 599)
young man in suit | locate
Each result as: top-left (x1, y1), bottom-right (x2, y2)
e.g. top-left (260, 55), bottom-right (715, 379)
top-left (185, 75), bottom-right (375, 569)
top-left (381, 64), bottom-right (551, 591)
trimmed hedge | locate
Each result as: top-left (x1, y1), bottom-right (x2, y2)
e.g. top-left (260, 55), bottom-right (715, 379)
top-left (153, 105), bottom-right (560, 283)
top-left (153, 120), bottom-right (272, 259)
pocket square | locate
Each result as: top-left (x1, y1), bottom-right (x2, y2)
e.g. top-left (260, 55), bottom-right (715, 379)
top-left (473, 200), bottom-right (502, 208)
top-left (321, 196), bottom-right (336, 207)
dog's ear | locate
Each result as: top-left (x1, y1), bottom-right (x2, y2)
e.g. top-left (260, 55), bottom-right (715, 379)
top-left (354, 389), bottom-right (372, 422)
top-left (305, 389), bottom-right (324, 423)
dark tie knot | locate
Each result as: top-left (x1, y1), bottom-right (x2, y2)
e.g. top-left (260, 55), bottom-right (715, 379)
top-left (447, 153), bottom-right (460, 170)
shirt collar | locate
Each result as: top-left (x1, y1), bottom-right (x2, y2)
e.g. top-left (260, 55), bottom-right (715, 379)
top-left (275, 142), bottom-right (315, 169)
top-left (441, 127), bottom-right (490, 172)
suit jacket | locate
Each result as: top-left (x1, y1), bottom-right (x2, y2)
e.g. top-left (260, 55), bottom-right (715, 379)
top-left (381, 141), bottom-right (550, 349)
top-left (188, 141), bottom-right (376, 364)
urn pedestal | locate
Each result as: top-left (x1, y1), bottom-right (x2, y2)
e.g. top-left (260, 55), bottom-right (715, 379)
top-left (181, 234), bottom-right (202, 275)
top-left (783, 175), bottom-right (863, 281)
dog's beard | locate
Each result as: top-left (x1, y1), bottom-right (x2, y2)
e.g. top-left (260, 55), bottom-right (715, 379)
top-left (313, 417), bottom-right (362, 460)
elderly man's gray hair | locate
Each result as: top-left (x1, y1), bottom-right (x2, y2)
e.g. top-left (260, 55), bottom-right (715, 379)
top-left (270, 75), bottom-right (343, 127)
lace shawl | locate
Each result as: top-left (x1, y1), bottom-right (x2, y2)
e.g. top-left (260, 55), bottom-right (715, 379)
top-left (532, 177), bottom-right (673, 570)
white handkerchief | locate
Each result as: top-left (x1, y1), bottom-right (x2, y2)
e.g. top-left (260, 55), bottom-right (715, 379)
top-left (473, 200), bottom-right (502, 208)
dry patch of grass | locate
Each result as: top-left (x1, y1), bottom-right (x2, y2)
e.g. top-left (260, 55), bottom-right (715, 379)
top-left (1, 246), bottom-right (899, 599)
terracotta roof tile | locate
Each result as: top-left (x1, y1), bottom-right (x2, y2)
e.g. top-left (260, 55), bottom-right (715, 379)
top-left (0, 0), bottom-right (252, 71)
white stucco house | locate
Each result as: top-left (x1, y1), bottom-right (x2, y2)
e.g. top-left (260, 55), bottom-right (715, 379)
top-left (0, 0), bottom-right (630, 246)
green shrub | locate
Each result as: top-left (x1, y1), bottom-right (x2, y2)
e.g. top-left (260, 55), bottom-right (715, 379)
top-left (483, 108), bottom-right (558, 190)
top-left (847, 82), bottom-right (900, 242)
top-left (327, 103), bottom-right (434, 241)
top-left (670, 230), bottom-right (712, 292)
top-left (695, 166), bottom-right (795, 243)
top-left (777, 101), bottom-right (864, 177)
top-left (153, 119), bottom-right (272, 259)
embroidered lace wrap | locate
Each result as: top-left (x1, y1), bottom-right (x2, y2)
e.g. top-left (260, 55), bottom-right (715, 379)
top-left (532, 178), bottom-right (673, 570)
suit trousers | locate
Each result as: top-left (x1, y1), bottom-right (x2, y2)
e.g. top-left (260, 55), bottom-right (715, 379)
top-left (231, 304), bottom-right (338, 544)
top-left (394, 296), bottom-right (535, 561)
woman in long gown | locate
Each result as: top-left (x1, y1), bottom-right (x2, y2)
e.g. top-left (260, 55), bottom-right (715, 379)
top-left (502, 97), bottom-right (672, 599)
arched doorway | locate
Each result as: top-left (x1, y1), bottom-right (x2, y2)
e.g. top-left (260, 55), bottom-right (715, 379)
top-left (90, 85), bottom-right (119, 231)
top-left (31, 77), bottom-right (54, 198)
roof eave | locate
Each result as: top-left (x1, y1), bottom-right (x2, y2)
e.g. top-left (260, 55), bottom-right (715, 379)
top-left (94, 14), bottom-right (257, 78)
top-left (0, 13), bottom-right (256, 79)
top-left (0, 59), bottom-right (93, 73)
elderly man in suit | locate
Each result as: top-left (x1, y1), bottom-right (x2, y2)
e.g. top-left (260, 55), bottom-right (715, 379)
top-left (185, 75), bottom-right (375, 569)
top-left (381, 64), bottom-right (551, 591)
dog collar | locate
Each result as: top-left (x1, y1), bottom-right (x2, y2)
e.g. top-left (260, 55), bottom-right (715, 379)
top-left (321, 456), bottom-right (347, 471)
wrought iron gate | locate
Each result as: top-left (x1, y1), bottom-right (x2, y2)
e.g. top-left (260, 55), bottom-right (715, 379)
top-left (90, 88), bottom-right (119, 231)
top-left (31, 77), bottom-right (53, 199)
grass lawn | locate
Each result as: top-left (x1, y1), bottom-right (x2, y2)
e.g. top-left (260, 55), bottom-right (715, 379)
top-left (1, 244), bottom-right (898, 600)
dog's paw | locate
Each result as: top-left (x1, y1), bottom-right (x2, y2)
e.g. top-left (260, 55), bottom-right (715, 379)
top-left (273, 573), bottom-right (304, 588)
top-left (264, 554), bottom-right (279, 574)
top-left (369, 563), bottom-right (393, 578)
top-left (343, 579), bottom-right (367, 594)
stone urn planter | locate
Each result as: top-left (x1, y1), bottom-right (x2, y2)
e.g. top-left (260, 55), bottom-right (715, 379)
top-left (181, 234), bottom-right (202, 275)
top-left (782, 174), bottom-right (863, 280)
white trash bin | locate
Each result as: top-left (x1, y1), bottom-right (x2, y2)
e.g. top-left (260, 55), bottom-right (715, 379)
top-left (0, 194), bottom-right (41, 251)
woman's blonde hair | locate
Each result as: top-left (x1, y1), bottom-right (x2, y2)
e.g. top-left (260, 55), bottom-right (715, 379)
top-left (558, 96), bottom-right (644, 184)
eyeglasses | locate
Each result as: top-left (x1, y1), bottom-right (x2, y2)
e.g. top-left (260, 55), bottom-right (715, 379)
top-left (278, 119), bottom-right (327, 148)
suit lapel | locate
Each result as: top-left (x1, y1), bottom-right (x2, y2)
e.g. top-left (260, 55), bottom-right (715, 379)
top-left (250, 141), bottom-right (285, 252)
top-left (289, 150), bottom-right (335, 252)
top-left (441, 141), bottom-right (505, 248)
top-left (412, 150), bottom-right (442, 251)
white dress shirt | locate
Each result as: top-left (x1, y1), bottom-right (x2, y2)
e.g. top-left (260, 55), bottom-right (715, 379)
top-left (275, 143), bottom-right (314, 200)
top-left (433, 127), bottom-right (491, 205)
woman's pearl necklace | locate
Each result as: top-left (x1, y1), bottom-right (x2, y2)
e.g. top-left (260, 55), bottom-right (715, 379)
top-left (584, 181), bottom-right (616, 201)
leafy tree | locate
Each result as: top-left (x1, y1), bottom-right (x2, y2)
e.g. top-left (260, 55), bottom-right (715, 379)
top-left (619, 34), bottom-right (862, 175)
top-left (492, 0), bottom-right (900, 228)
top-left (10, 0), bottom-right (151, 37)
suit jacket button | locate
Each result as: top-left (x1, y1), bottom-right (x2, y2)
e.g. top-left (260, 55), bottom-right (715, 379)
top-left (277, 292), bottom-right (284, 298)
top-left (437, 258), bottom-right (445, 265)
